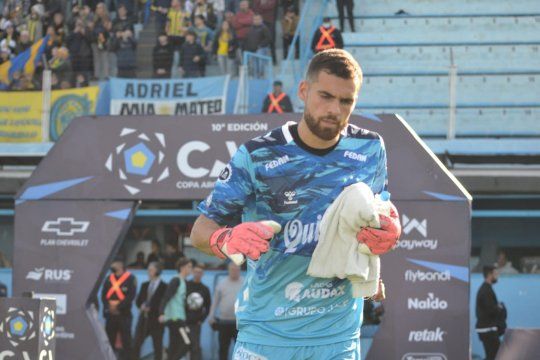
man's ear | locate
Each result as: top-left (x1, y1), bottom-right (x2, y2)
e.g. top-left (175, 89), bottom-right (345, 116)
top-left (298, 80), bottom-right (308, 102)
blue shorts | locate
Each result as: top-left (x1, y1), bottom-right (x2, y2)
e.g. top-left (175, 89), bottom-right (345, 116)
top-left (233, 339), bottom-right (360, 360)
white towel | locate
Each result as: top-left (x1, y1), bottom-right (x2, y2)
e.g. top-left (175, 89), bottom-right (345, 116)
top-left (307, 182), bottom-right (381, 298)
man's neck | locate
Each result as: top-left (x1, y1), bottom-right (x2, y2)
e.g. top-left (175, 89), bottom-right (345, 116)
top-left (297, 119), bottom-right (340, 149)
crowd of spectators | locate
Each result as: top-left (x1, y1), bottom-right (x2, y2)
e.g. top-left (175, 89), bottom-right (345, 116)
top-left (0, 0), bottom-right (301, 91)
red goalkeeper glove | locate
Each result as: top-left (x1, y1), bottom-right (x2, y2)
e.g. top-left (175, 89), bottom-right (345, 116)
top-left (357, 203), bottom-right (401, 255)
top-left (209, 221), bottom-right (282, 265)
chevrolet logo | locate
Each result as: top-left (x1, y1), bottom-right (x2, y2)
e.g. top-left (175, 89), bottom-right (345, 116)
top-left (42, 218), bottom-right (90, 236)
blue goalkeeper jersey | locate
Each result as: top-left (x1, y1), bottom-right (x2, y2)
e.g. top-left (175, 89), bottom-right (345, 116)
top-left (198, 121), bottom-right (388, 346)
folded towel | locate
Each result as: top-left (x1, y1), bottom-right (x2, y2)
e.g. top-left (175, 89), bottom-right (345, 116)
top-left (307, 182), bottom-right (382, 298)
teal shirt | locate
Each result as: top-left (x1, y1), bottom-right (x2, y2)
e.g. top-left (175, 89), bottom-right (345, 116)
top-left (164, 275), bottom-right (187, 321)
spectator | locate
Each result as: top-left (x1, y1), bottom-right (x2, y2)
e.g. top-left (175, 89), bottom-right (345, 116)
top-left (162, 241), bottom-right (185, 269)
top-left (209, 262), bottom-right (243, 360)
top-left (476, 265), bottom-right (506, 360)
top-left (112, 4), bottom-right (135, 33)
top-left (186, 262), bottom-right (211, 360)
top-left (191, 0), bottom-right (217, 30)
top-left (497, 250), bottom-right (519, 274)
top-left (49, 46), bottom-right (72, 83)
top-left (208, 0), bottom-right (225, 22)
top-left (212, 19), bottom-right (237, 76)
top-left (129, 251), bottom-right (147, 269)
top-left (262, 80), bottom-right (293, 113)
top-left (159, 257), bottom-right (193, 360)
top-left (101, 258), bottom-right (137, 360)
top-left (311, 17), bottom-right (343, 53)
top-left (134, 262), bottom-right (167, 360)
top-left (59, 79), bottom-right (72, 89)
top-left (67, 20), bottom-right (94, 81)
top-left (92, 2), bottom-right (113, 80)
top-left (74, 73), bottom-right (89, 87)
top-left (110, 29), bottom-right (137, 78)
top-left (52, 12), bottom-right (68, 45)
top-left (190, 14), bottom-right (214, 54)
top-left (0, 21), bottom-right (16, 56)
top-left (14, 30), bottom-right (32, 54)
top-left (147, 239), bottom-right (163, 264)
top-left (231, 0), bottom-right (253, 49)
top-left (243, 13), bottom-right (270, 55)
top-left (152, 0), bottom-right (171, 33)
top-left (153, 32), bottom-right (174, 78)
top-left (252, 0), bottom-right (277, 63)
top-left (336, 0), bottom-right (355, 32)
top-left (26, 5), bottom-right (44, 43)
top-left (115, 0), bottom-right (137, 16)
top-left (179, 30), bottom-right (205, 77)
top-left (281, 6), bottom-right (298, 59)
top-left (166, 0), bottom-right (189, 74)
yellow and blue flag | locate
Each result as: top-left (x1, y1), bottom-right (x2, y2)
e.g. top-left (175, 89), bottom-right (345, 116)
top-left (0, 35), bottom-right (49, 85)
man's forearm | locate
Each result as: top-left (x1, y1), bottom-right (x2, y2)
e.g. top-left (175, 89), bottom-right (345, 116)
top-left (191, 214), bottom-right (222, 256)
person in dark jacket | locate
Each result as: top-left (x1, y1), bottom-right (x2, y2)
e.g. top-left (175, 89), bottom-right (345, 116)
top-left (186, 262), bottom-right (211, 360)
top-left (159, 257), bottom-right (193, 360)
top-left (336, 0), bottom-right (355, 32)
top-left (110, 29), bottom-right (137, 78)
top-left (476, 265), bottom-right (503, 360)
top-left (68, 21), bottom-right (94, 81)
top-left (111, 4), bottom-right (135, 33)
top-left (311, 17), bottom-right (343, 53)
top-left (153, 33), bottom-right (174, 78)
top-left (101, 258), bottom-right (137, 360)
top-left (242, 13), bottom-right (271, 54)
top-left (134, 262), bottom-right (167, 360)
top-left (179, 30), bottom-right (206, 78)
top-left (262, 80), bottom-right (293, 113)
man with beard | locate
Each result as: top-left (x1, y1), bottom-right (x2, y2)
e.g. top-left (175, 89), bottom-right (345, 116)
top-left (190, 49), bottom-right (401, 359)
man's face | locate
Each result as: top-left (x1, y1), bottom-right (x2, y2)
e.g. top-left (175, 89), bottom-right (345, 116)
top-left (158, 35), bottom-right (168, 45)
top-left (181, 262), bottom-right (193, 276)
top-left (118, 6), bottom-right (127, 17)
top-left (193, 267), bottom-right (204, 281)
top-left (186, 34), bottom-right (195, 43)
top-left (298, 71), bottom-right (358, 141)
top-left (253, 15), bottom-right (262, 26)
top-left (497, 253), bottom-right (507, 267)
top-left (491, 269), bottom-right (499, 284)
top-left (239, 1), bottom-right (249, 11)
top-left (147, 264), bottom-right (158, 278)
top-left (273, 84), bottom-right (282, 93)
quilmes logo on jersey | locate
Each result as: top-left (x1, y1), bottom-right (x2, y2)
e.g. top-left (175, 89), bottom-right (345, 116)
top-left (41, 218), bottom-right (89, 236)
top-left (283, 215), bottom-right (323, 253)
top-left (284, 281), bottom-right (346, 302)
top-left (105, 127), bottom-right (170, 195)
top-left (408, 293), bottom-right (448, 310)
top-left (26, 268), bottom-right (73, 283)
top-left (396, 215), bottom-right (439, 250)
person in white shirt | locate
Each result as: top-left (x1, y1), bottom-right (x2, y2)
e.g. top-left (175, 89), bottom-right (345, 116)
top-left (497, 250), bottom-right (519, 274)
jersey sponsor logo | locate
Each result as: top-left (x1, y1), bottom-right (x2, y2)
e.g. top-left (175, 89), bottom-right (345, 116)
top-left (408, 327), bottom-right (446, 342)
top-left (283, 215), bottom-right (323, 253)
top-left (343, 151), bottom-right (367, 162)
top-left (408, 293), bottom-right (448, 310)
top-left (284, 281), bottom-right (346, 303)
top-left (234, 346), bottom-right (268, 360)
top-left (274, 299), bottom-right (351, 318)
top-left (404, 269), bottom-right (451, 282)
top-left (264, 155), bottom-right (290, 171)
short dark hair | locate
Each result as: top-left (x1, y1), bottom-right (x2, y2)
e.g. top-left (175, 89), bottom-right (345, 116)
top-left (306, 49), bottom-right (363, 90)
top-left (176, 257), bottom-right (191, 271)
top-left (193, 262), bottom-right (205, 270)
top-left (483, 265), bottom-right (496, 279)
top-left (148, 261), bottom-right (162, 275)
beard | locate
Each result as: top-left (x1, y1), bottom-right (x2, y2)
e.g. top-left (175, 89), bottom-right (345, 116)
top-left (304, 110), bottom-right (347, 141)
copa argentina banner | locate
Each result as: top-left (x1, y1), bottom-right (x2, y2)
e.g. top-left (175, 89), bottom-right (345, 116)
top-left (0, 86), bottom-right (100, 142)
top-left (109, 75), bottom-right (230, 116)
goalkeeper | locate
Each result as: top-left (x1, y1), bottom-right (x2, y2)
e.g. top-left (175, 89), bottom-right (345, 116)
top-left (191, 49), bottom-right (401, 359)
